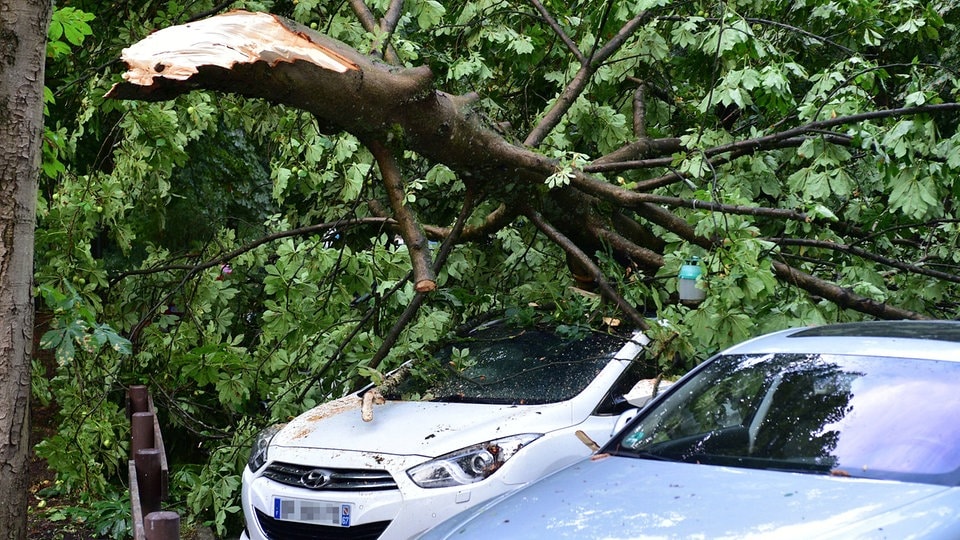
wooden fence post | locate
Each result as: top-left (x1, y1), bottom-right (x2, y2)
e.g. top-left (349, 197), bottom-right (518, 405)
top-left (129, 385), bottom-right (149, 415)
top-left (127, 386), bottom-right (178, 540)
top-left (145, 511), bottom-right (180, 540)
top-left (131, 412), bottom-right (155, 456)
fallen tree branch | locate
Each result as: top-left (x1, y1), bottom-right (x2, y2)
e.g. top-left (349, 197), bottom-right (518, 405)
top-left (525, 210), bottom-right (649, 331)
top-left (770, 237), bottom-right (960, 284)
top-left (368, 139), bottom-right (437, 292)
top-left (105, 10), bottom-right (948, 324)
top-left (771, 261), bottom-right (930, 320)
top-left (366, 188), bottom-right (479, 372)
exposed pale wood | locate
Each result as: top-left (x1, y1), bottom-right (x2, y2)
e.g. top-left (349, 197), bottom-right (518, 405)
top-left (116, 11), bottom-right (357, 87)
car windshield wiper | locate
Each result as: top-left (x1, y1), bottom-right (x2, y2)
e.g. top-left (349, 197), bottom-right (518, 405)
top-left (431, 395), bottom-right (509, 405)
top-left (623, 450), bottom-right (681, 462)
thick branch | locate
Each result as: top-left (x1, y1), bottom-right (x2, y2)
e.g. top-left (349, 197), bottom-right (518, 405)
top-left (592, 225), bottom-right (664, 272)
top-left (368, 139), bottom-right (436, 292)
top-left (771, 261), bottom-right (930, 320)
top-left (106, 11), bottom-right (433, 137)
top-left (590, 137), bottom-right (681, 167)
top-left (633, 82), bottom-right (646, 139)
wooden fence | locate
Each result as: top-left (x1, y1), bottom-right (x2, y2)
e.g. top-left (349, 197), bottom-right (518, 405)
top-left (127, 385), bottom-right (180, 539)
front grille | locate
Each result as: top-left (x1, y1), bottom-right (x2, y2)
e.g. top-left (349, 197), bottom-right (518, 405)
top-left (262, 462), bottom-right (398, 491)
top-left (256, 508), bottom-right (390, 540)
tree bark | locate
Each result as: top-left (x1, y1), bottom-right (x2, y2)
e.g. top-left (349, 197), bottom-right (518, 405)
top-left (0, 2), bottom-right (51, 539)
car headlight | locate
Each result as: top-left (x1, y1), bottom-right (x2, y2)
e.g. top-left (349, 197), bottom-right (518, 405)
top-left (247, 424), bottom-right (284, 472)
top-left (407, 434), bottom-right (541, 489)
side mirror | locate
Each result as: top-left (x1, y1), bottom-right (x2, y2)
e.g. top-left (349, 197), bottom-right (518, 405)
top-left (624, 378), bottom-right (674, 408)
top-left (611, 407), bottom-right (640, 437)
top-left (606, 394), bottom-right (634, 415)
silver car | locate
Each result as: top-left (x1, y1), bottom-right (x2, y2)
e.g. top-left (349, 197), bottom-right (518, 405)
top-left (421, 321), bottom-right (960, 539)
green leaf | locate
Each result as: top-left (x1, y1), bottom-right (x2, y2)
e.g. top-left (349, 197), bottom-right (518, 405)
top-left (508, 32), bottom-right (535, 55)
top-left (888, 168), bottom-right (941, 220)
top-left (343, 162), bottom-right (370, 201)
top-left (635, 0), bottom-right (671, 9)
top-left (416, 0), bottom-right (445, 30)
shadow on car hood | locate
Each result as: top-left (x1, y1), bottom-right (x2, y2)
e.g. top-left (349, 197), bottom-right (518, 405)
top-left (272, 396), bottom-right (569, 458)
top-left (425, 456), bottom-right (960, 539)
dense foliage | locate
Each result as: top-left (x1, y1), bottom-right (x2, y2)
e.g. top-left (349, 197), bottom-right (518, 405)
top-left (36, 0), bottom-right (960, 536)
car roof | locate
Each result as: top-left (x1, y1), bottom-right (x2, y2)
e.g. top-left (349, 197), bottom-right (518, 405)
top-left (721, 320), bottom-right (960, 362)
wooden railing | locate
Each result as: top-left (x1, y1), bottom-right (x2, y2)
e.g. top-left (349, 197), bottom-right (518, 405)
top-left (127, 385), bottom-right (180, 539)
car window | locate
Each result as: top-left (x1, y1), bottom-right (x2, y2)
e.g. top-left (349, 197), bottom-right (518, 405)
top-left (611, 353), bottom-right (960, 486)
top-left (385, 326), bottom-right (629, 405)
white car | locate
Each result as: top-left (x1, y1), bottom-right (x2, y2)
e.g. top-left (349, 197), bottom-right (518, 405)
top-left (240, 321), bottom-right (657, 539)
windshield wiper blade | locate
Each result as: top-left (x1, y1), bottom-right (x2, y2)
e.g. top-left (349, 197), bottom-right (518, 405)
top-left (628, 450), bottom-right (680, 462)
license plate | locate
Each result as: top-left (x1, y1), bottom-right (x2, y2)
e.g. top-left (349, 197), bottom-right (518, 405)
top-left (273, 497), bottom-right (352, 527)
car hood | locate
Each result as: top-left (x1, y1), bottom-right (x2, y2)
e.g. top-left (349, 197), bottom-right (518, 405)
top-left (271, 396), bottom-right (570, 458)
top-left (424, 456), bottom-right (960, 539)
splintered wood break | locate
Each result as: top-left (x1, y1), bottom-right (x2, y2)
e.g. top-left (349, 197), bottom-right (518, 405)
top-left (116, 10), bottom-right (358, 87)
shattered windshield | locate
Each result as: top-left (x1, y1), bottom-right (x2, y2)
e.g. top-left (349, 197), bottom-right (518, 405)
top-left (610, 353), bottom-right (960, 486)
top-left (385, 325), bottom-right (632, 405)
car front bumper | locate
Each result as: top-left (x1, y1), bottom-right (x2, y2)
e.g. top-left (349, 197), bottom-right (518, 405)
top-left (240, 455), bottom-right (521, 540)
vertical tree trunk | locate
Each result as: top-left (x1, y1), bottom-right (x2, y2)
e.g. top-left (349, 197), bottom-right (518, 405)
top-left (0, 2), bottom-right (51, 538)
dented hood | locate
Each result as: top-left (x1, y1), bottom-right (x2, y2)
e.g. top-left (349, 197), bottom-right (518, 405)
top-left (272, 396), bottom-right (571, 458)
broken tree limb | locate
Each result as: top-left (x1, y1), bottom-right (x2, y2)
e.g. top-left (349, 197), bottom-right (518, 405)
top-left (105, 10), bottom-right (942, 323)
top-left (367, 138), bottom-right (437, 292)
top-left (360, 388), bottom-right (385, 422)
top-left (365, 189), bottom-right (478, 373)
top-left (106, 10), bottom-right (433, 137)
top-left (771, 261), bottom-right (930, 320)
top-left (105, 11), bottom-right (560, 205)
